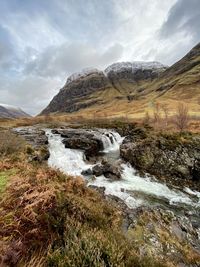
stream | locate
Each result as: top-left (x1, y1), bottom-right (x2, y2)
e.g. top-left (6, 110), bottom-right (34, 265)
top-left (46, 129), bottom-right (200, 215)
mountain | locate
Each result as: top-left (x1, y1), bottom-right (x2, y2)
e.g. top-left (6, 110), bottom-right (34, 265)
top-left (41, 43), bottom-right (200, 117)
top-left (0, 103), bottom-right (31, 119)
top-left (41, 62), bottom-right (167, 115)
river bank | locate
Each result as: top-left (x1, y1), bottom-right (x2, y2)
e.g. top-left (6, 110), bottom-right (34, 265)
top-left (9, 123), bottom-right (200, 266)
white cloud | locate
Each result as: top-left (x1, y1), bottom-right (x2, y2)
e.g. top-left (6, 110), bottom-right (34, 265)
top-left (0, 0), bottom-right (199, 114)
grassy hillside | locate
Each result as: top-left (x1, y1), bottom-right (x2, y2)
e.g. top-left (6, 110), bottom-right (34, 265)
top-left (59, 43), bottom-right (200, 119)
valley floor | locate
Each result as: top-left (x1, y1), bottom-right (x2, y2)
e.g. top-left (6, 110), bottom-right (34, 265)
top-left (0, 121), bottom-right (200, 266)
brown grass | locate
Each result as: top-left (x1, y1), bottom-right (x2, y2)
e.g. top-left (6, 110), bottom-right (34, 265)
top-left (0, 130), bottom-right (173, 267)
top-left (0, 130), bottom-right (25, 156)
top-left (1, 117), bottom-right (199, 265)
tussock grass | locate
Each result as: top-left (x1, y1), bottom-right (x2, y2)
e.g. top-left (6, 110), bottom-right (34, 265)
top-left (0, 132), bottom-right (170, 267)
top-left (0, 130), bottom-right (25, 156)
top-left (1, 120), bottom-right (198, 266)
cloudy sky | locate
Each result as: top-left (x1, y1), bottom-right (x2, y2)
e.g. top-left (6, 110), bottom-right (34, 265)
top-left (0, 0), bottom-right (199, 115)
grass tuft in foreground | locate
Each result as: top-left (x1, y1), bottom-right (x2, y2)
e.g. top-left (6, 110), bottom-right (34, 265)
top-left (0, 158), bottom-right (169, 267)
top-left (0, 129), bottom-right (170, 266)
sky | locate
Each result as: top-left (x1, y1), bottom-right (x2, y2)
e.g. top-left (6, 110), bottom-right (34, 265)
top-left (0, 0), bottom-right (199, 115)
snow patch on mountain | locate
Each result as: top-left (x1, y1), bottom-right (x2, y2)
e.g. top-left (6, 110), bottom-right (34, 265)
top-left (65, 68), bottom-right (103, 85)
top-left (104, 61), bottom-right (167, 75)
top-left (0, 103), bottom-right (31, 118)
top-left (0, 103), bottom-right (21, 111)
top-left (64, 61), bottom-right (167, 86)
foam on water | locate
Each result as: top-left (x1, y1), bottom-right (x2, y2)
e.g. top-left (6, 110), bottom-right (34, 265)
top-left (46, 129), bottom-right (200, 209)
top-left (46, 130), bottom-right (92, 176)
top-left (100, 131), bottom-right (124, 153)
top-left (88, 163), bottom-right (196, 208)
top-left (184, 187), bottom-right (200, 204)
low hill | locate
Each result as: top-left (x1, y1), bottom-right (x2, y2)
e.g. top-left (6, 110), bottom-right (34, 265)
top-left (0, 103), bottom-right (31, 119)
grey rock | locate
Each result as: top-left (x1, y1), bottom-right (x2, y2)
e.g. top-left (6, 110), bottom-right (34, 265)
top-left (120, 134), bottom-right (200, 182)
top-left (54, 128), bottom-right (104, 158)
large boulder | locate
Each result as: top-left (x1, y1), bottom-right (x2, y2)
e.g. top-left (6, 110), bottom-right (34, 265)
top-left (120, 133), bottom-right (200, 182)
top-left (82, 160), bottom-right (122, 180)
top-left (13, 127), bottom-right (50, 161)
top-left (52, 129), bottom-right (104, 158)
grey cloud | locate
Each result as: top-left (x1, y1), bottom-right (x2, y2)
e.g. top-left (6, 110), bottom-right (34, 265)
top-left (0, 75), bottom-right (62, 115)
top-left (160, 0), bottom-right (200, 42)
top-left (0, 0), bottom-right (118, 48)
top-left (2, 42), bottom-right (123, 115)
top-left (24, 43), bottom-right (124, 78)
top-left (1, 0), bottom-right (199, 114)
top-left (0, 25), bottom-right (20, 71)
top-left (156, 0), bottom-right (200, 65)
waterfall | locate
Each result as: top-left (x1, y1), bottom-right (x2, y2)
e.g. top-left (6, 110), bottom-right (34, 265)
top-left (100, 131), bottom-right (124, 153)
top-left (46, 129), bottom-right (93, 176)
top-left (46, 129), bottom-right (200, 210)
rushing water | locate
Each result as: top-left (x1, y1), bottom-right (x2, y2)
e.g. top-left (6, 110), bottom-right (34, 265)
top-left (47, 130), bottom-right (92, 176)
top-left (46, 129), bottom-right (200, 210)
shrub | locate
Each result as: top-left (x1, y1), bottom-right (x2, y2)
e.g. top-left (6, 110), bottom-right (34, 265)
top-left (0, 130), bottom-right (25, 156)
top-left (143, 111), bottom-right (150, 125)
top-left (174, 103), bottom-right (189, 132)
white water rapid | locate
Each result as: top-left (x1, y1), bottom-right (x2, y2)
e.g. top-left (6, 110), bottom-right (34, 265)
top-left (100, 131), bottom-right (124, 152)
top-left (46, 129), bottom-right (200, 210)
top-left (47, 130), bottom-right (92, 176)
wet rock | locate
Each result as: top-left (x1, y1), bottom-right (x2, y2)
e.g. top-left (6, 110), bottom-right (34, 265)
top-left (89, 160), bottom-right (122, 180)
top-left (82, 159), bottom-right (122, 180)
top-left (54, 128), bottom-right (104, 158)
top-left (192, 160), bottom-right (200, 182)
top-left (13, 127), bottom-right (48, 148)
top-left (92, 164), bottom-right (104, 176)
top-left (120, 133), bottom-right (200, 182)
top-left (81, 168), bottom-right (93, 176)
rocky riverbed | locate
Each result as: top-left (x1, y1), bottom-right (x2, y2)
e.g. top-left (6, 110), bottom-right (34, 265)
top-left (120, 131), bottom-right (200, 191)
top-left (14, 124), bottom-right (200, 266)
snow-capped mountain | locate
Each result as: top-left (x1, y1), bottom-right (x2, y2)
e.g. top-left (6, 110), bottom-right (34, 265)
top-left (0, 103), bottom-right (31, 119)
top-left (40, 43), bottom-right (200, 116)
top-left (66, 68), bottom-right (103, 85)
top-left (41, 60), bottom-right (166, 114)
top-left (104, 61), bottom-right (167, 75)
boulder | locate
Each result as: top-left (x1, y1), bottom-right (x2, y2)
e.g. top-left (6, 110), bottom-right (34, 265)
top-left (13, 127), bottom-right (50, 162)
top-left (54, 129), bottom-right (104, 158)
top-left (192, 160), bottom-right (200, 182)
top-left (83, 160), bottom-right (122, 180)
top-left (120, 133), bottom-right (200, 182)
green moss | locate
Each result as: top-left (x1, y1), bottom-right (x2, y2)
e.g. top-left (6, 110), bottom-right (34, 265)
top-left (0, 172), bottom-right (8, 193)
top-left (0, 169), bottom-right (15, 194)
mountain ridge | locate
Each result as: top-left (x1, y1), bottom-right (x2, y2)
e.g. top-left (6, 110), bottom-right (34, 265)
top-left (0, 103), bottom-right (31, 119)
top-left (41, 43), bottom-right (200, 117)
top-left (41, 61), bottom-right (167, 115)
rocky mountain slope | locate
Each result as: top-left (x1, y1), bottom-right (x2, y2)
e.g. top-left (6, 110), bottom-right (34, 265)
top-left (41, 43), bottom-right (200, 117)
top-left (0, 103), bottom-right (30, 118)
